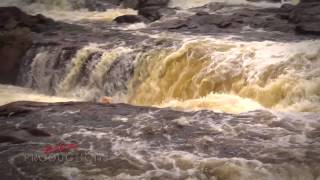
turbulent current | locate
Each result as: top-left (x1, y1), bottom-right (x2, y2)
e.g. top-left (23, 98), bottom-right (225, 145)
top-left (0, 0), bottom-right (320, 180)
top-left (1, 0), bottom-right (317, 113)
top-left (12, 38), bottom-right (320, 114)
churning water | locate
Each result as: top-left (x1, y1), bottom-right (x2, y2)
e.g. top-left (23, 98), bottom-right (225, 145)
top-left (0, 0), bottom-right (319, 179)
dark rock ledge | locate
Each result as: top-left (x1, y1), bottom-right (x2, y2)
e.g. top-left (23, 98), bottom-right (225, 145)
top-left (0, 7), bottom-right (57, 84)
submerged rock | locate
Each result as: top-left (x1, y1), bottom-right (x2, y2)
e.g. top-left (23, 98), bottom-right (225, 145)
top-left (114, 15), bottom-right (145, 23)
top-left (121, 0), bottom-right (169, 9)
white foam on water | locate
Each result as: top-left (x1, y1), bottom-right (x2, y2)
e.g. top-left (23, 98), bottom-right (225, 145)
top-left (0, 0), bottom-right (136, 22)
top-left (169, 0), bottom-right (283, 9)
top-left (0, 84), bottom-right (79, 106)
top-left (129, 38), bottom-right (320, 113)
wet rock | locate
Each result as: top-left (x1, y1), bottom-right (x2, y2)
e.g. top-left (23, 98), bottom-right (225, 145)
top-left (280, 3), bottom-right (295, 13)
top-left (0, 29), bottom-right (32, 84)
top-left (141, 0), bottom-right (169, 7)
top-left (296, 22), bottom-right (320, 35)
top-left (138, 6), bottom-right (162, 21)
top-left (114, 15), bottom-right (145, 23)
top-left (121, 0), bottom-right (169, 9)
top-left (257, 0), bottom-right (281, 1)
top-left (289, 2), bottom-right (320, 35)
top-left (164, 9), bottom-right (286, 32)
top-left (120, 0), bottom-right (170, 22)
top-left (289, 2), bottom-right (320, 23)
top-left (0, 136), bottom-right (26, 144)
top-left (0, 7), bottom-right (55, 33)
top-left (20, 127), bottom-right (51, 137)
top-left (190, 14), bottom-right (232, 28)
top-left (195, 11), bottom-right (210, 16)
top-left (146, 1), bottom-right (320, 37)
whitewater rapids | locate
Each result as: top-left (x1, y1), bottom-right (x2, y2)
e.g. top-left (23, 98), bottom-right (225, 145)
top-left (0, 0), bottom-right (319, 180)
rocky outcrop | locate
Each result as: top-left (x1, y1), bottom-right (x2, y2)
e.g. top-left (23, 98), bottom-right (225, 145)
top-left (120, 0), bottom-right (170, 22)
top-left (113, 14), bottom-right (145, 23)
top-left (149, 1), bottom-right (320, 37)
top-left (0, 7), bottom-right (55, 33)
top-left (289, 2), bottom-right (320, 35)
top-left (153, 5), bottom-right (296, 34)
top-left (138, 6), bottom-right (162, 21)
top-left (114, 6), bottom-right (175, 23)
top-left (0, 7), bottom-right (57, 84)
top-left (120, 0), bottom-right (169, 9)
top-left (0, 30), bottom-right (32, 84)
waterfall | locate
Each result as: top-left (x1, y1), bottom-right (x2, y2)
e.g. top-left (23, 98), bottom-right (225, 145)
top-left (0, 1), bottom-right (319, 179)
top-left (128, 39), bottom-right (320, 113)
top-left (13, 38), bottom-right (320, 113)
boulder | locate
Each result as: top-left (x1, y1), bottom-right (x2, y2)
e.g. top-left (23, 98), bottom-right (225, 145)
top-left (0, 29), bottom-right (32, 84)
top-left (121, 0), bottom-right (169, 9)
top-left (120, 0), bottom-right (170, 22)
top-left (138, 6), bottom-right (162, 21)
top-left (113, 15), bottom-right (145, 23)
top-left (141, 0), bottom-right (169, 7)
top-left (0, 7), bottom-right (55, 32)
top-left (288, 1), bottom-right (320, 35)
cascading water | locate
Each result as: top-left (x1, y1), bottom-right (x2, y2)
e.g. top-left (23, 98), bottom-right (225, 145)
top-left (13, 36), bottom-right (320, 113)
top-left (57, 44), bottom-right (133, 101)
top-left (129, 39), bottom-right (320, 113)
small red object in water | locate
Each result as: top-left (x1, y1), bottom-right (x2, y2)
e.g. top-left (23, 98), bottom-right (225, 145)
top-left (43, 143), bottom-right (78, 155)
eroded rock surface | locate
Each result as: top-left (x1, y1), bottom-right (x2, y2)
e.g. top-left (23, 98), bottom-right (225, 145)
top-left (0, 7), bottom-right (59, 84)
top-left (151, 1), bottom-right (320, 37)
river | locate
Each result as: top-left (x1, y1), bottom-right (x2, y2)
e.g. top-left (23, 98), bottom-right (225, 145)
top-left (0, 0), bottom-right (319, 179)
